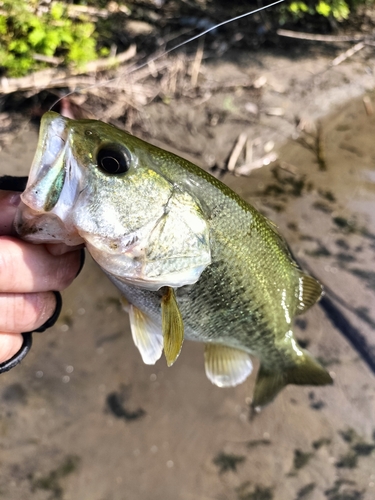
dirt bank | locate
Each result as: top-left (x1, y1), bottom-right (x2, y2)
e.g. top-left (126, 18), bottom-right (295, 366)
top-left (0, 40), bottom-right (375, 500)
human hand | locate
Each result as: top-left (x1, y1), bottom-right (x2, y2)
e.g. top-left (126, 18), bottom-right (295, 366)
top-left (0, 189), bottom-right (83, 366)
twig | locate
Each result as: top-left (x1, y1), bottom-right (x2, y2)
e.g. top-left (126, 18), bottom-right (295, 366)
top-left (32, 54), bottom-right (63, 65)
top-left (331, 42), bottom-right (365, 66)
top-left (296, 121), bottom-right (327, 171)
top-left (245, 139), bottom-right (253, 164)
top-left (277, 29), bottom-right (368, 43)
top-left (227, 132), bottom-right (247, 172)
top-left (190, 38), bottom-right (204, 87)
top-left (363, 95), bottom-right (373, 116)
top-left (63, 2), bottom-right (131, 19)
top-left (278, 161), bottom-right (297, 175)
top-left (0, 72), bottom-right (96, 95)
top-left (235, 152), bottom-right (277, 176)
top-left (315, 121), bottom-right (327, 171)
top-left (0, 45), bottom-right (136, 95)
top-left (264, 107), bottom-right (284, 117)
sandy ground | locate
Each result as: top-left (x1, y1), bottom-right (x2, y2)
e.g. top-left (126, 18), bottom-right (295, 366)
top-left (0, 42), bottom-right (375, 500)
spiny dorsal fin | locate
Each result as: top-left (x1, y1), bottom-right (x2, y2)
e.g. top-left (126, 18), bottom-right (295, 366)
top-left (252, 349), bottom-right (333, 407)
top-left (161, 287), bottom-right (184, 367)
top-left (295, 273), bottom-right (323, 315)
top-left (204, 344), bottom-right (253, 387)
top-left (126, 302), bottom-right (163, 365)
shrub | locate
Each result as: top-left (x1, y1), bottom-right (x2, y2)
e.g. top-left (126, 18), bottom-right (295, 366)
top-left (0, 0), bottom-right (99, 77)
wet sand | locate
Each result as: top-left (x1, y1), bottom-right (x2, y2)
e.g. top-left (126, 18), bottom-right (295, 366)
top-left (0, 46), bottom-right (375, 500)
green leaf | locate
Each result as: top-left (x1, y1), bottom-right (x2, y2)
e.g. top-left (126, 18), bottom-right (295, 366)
top-left (332, 0), bottom-right (350, 20)
top-left (316, 0), bottom-right (332, 16)
top-left (51, 2), bottom-right (65, 21)
top-left (28, 27), bottom-right (46, 47)
top-left (289, 1), bottom-right (309, 14)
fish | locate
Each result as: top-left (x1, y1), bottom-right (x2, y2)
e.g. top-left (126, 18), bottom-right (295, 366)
top-left (15, 111), bottom-right (333, 406)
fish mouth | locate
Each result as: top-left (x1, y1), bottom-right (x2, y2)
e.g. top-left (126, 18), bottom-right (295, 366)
top-left (15, 112), bottom-right (84, 246)
top-left (21, 112), bottom-right (69, 213)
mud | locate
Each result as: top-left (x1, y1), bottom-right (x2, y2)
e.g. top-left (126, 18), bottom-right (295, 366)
top-left (0, 43), bottom-right (375, 500)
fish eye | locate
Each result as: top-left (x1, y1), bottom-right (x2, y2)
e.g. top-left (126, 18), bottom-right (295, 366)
top-left (96, 144), bottom-right (130, 175)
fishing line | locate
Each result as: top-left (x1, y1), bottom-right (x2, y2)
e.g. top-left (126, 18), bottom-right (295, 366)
top-left (49, 0), bottom-right (285, 110)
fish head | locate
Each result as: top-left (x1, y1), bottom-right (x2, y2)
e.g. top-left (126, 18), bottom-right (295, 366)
top-left (16, 112), bottom-right (211, 290)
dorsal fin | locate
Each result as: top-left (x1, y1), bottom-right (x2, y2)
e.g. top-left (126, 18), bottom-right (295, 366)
top-left (295, 273), bottom-right (323, 315)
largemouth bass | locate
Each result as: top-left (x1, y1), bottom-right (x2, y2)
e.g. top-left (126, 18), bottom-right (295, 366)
top-left (15, 111), bottom-right (332, 406)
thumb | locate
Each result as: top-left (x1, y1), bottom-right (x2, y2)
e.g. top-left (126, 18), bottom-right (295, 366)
top-left (0, 191), bottom-right (22, 236)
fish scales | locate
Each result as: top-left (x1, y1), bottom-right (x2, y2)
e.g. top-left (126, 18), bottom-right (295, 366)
top-left (15, 112), bottom-right (333, 406)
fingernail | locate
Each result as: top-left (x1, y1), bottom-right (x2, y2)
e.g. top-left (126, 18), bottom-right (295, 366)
top-left (8, 193), bottom-right (21, 206)
top-left (0, 191), bottom-right (20, 205)
top-left (76, 249), bottom-right (85, 277)
top-left (32, 291), bottom-right (62, 333)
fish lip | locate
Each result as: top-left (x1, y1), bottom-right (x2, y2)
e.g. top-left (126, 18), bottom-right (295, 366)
top-left (21, 112), bottom-right (69, 213)
top-left (15, 112), bottom-right (84, 246)
top-left (14, 201), bottom-right (84, 245)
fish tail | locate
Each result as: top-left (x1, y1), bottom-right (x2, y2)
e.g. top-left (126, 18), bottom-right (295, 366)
top-left (252, 350), bottom-right (333, 408)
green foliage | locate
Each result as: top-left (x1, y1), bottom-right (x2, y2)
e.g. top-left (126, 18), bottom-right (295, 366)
top-left (0, 1), bottom-right (99, 77)
top-left (286, 0), bottom-right (350, 20)
top-left (316, 0), bottom-right (350, 20)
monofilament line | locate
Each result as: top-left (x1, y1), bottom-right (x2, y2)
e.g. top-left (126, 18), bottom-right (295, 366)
top-left (50, 0), bottom-right (285, 109)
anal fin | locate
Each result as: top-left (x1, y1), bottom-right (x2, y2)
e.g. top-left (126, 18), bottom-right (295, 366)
top-left (204, 344), bottom-right (253, 388)
top-left (253, 349), bottom-right (333, 407)
top-left (161, 287), bottom-right (184, 367)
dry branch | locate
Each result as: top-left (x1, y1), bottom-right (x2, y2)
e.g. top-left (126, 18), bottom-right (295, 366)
top-left (235, 152), bottom-right (278, 176)
top-left (277, 29), bottom-right (369, 43)
top-left (331, 42), bottom-right (365, 66)
top-left (363, 95), bottom-right (373, 116)
top-left (64, 2), bottom-right (131, 19)
top-left (190, 39), bottom-right (204, 87)
top-left (0, 45), bottom-right (137, 95)
top-left (227, 132), bottom-right (248, 172)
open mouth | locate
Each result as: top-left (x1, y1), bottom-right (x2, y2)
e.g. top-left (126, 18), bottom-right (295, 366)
top-left (15, 112), bottom-right (84, 246)
top-left (21, 113), bottom-right (69, 213)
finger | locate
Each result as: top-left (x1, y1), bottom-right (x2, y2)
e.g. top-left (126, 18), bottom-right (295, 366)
top-left (0, 191), bottom-right (21, 236)
top-left (0, 191), bottom-right (84, 253)
top-left (0, 237), bottom-right (81, 293)
top-left (46, 242), bottom-right (85, 256)
top-left (0, 291), bottom-right (57, 334)
top-left (0, 332), bottom-right (23, 364)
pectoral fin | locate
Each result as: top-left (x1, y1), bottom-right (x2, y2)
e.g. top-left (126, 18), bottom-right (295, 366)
top-left (204, 344), bottom-right (253, 387)
top-left (161, 287), bottom-right (184, 367)
top-left (252, 349), bottom-right (333, 407)
top-left (121, 298), bottom-right (163, 365)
